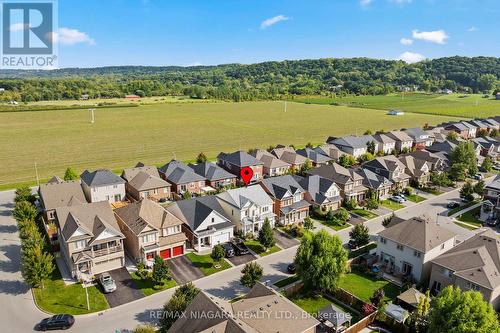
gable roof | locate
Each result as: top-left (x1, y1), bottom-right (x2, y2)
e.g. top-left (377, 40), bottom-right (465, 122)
top-left (260, 175), bottom-right (306, 200)
top-left (188, 162), bottom-right (237, 181)
top-left (329, 135), bottom-right (374, 149)
top-left (39, 179), bottom-right (87, 211)
top-left (314, 144), bottom-right (344, 159)
top-left (407, 149), bottom-right (443, 165)
top-left (307, 163), bottom-right (362, 185)
top-left (398, 155), bottom-right (429, 177)
top-left (296, 148), bottom-right (332, 163)
top-left (217, 185), bottom-right (273, 208)
top-left (159, 160), bottom-right (206, 184)
top-left (373, 133), bottom-right (396, 144)
top-left (485, 174), bottom-right (500, 192)
top-left (378, 216), bottom-right (456, 253)
top-left (356, 168), bottom-right (393, 190)
top-left (128, 171), bottom-right (171, 191)
top-left (80, 169), bottom-right (125, 187)
top-left (271, 146), bottom-right (307, 165)
top-left (386, 130), bottom-right (413, 142)
top-left (427, 140), bottom-right (458, 155)
top-left (250, 150), bottom-right (291, 169)
top-left (217, 151), bottom-right (263, 167)
top-left (121, 165), bottom-right (160, 182)
top-left (404, 128), bottom-right (429, 141)
top-left (294, 174), bottom-right (341, 205)
top-left (363, 155), bottom-right (406, 172)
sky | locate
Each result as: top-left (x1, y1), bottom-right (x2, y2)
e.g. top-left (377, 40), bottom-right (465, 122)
top-left (53, 0), bottom-right (499, 68)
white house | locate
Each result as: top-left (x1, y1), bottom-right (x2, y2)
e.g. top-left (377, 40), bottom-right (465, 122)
top-left (80, 169), bottom-right (126, 203)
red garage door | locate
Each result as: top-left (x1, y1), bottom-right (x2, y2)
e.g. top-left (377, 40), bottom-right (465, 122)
top-left (172, 245), bottom-right (184, 257)
top-left (160, 249), bottom-right (171, 259)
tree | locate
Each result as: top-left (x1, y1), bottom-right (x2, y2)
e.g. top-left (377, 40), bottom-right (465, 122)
top-left (430, 172), bottom-right (452, 190)
top-left (370, 288), bottom-right (385, 307)
top-left (303, 216), bottom-right (314, 230)
top-left (363, 129), bottom-right (373, 135)
top-left (196, 152), bottom-right (207, 163)
top-left (158, 282), bottom-right (200, 333)
top-left (14, 186), bottom-right (33, 203)
top-left (21, 243), bottom-right (54, 289)
top-left (449, 163), bottom-right (467, 181)
top-left (305, 142), bottom-right (313, 148)
top-left (428, 286), bottom-right (499, 333)
top-left (344, 198), bottom-right (357, 210)
top-left (294, 230), bottom-right (348, 291)
top-left (349, 224), bottom-right (370, 247)
top-left (460, 181), bottom-right (475, 202)
top-left (240, 262), bottom-right (263, 288)
top-left (338, 154), bottom-right (356, 168)
top-left (63, 167), bottom-right (79, 181)
top-left (367, 140), bottom-right (376, 154)
top-left (474, 179), bottom-right (485, 196)
top-left (182, 191), bottom-right (192, 199)
top-left (211, 244), bottom-right (225, 264)
top-left (451, 141), bottom-right (478, 176)
top-left (490, 128), bottom-right (499, 137)
top-left (358, 152), bottom-right (374, 163)
top-left (446, 131), bottom-right (458, 141)
top-left (133, 325), bottom-right (156, 333)
top-left (335, 208), bottom-right (350, 222)
top-left (299, 159), bottom-right (313, 175)
top-left (476, 128), bottom-right (488, 138)
top-left (152, 255), bottom-right (171, 286)
top-left (326, 209), bottom-right (335, 221)
top-left (481, 157), bottom-right (493, 172)
top-left (365, 191), bottom-right (379, 210)
top-left (411, 290), bottom-right (430, 333)
top-left (477, 73), bottom-right (497, 93)
top-left (258, 218), bottom-right (275, 251)
top-left (13, 201), bottom-right (37, 222)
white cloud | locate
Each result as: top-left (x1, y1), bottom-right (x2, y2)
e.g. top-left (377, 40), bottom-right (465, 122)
top-left (400, 38), bottom-right (413, 45)
top-left (260, 15), bottom-right (290, 29)
top-left (51, 27), bottom-right (95, 45)
top-left (398, 51), bottom-right (426, 64)
top-left (467, 26), bottom-right (478, 32)
top-left (360, 0), bottom-right (373, 7)
top-left (412, 29), bottom-right (449, 44)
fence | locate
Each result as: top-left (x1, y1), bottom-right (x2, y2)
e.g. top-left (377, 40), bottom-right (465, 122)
top-left (343, 312), bottom-right (377, 333)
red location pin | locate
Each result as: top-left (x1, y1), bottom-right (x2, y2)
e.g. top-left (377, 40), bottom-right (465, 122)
top-left (240, 167), bottom-right (254, 185)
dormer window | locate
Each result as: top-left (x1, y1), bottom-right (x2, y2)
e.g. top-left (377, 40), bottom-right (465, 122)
top-left (211, 217), bottom-right (215, 223)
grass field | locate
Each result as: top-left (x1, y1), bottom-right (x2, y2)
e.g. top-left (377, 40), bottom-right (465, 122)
top-left (293, 93), bottom-right (500, 118)
top-left (0, 101), bottom-right (463, 188)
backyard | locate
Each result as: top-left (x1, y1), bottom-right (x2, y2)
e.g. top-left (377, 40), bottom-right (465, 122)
top-left (338, 271), bottom-right (402, 303)
top-left (185, 253), bottom-right (231, 276)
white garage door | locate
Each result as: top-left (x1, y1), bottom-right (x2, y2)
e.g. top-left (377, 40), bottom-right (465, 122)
top-left (93, 257), bottom-right (123, 275)
top-left (212, 232), bottom-right (230, 246)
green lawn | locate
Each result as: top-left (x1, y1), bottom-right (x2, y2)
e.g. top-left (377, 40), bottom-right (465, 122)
top-left (406, 194), bottom-right (426, 203)
top-left (447, 200), bottom-right (478, 216)
top-left (274, 275), bottom-right (301, 288)
top-left (0, 100), bottom-right (461, 189)
top-left (130, 272), bottom-right (176, 296)
top-left (185, 253), bottom-right (231, 276)
top-left (454, 221), bottom-right (479, 231)
top-left (351, 209), bottom-right (378, 219)
top-left (290, 290), bottom-right (333, 315)
top-left (348, 243), bottom-right (378, 259)
top-left (338, 271), bottom-right (402, 303)
top-left (244, 239), bottom-right (281, 256)
top-left (33, 270), bottom-right (109, 315)
top-left (456, 207), bottom-right (482, 226)
top-left (380, 200), bottom-right (405, 211)
top-left (313, 218), bottom-right (350, 231)
top-left (418, 186), bottom-right (444, 195)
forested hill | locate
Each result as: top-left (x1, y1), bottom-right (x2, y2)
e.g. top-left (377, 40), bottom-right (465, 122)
top-left (0, 56), bottom-right (498, 102)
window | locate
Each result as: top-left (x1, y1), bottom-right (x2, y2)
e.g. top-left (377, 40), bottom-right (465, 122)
top-left (74, 240), bottom-right (86, 250)
top-left (141, 233), bottom-right (157, 244)
top-left (396, 244), bottom-right (404, 251)
top-left (466, 282), bottom-right (480, 291)
top-left (441, 243), bottom-right (445, 250)
top-left (380, 237), bottom-right (386, 244)
top-left (113, 185), bottom-right (118, 189)
top-left (441, 267), bottom-right (453, 278)
top-left (414, 250), bottom-right (421, 258)
top-left (211, 217), bottom-right (215, 223)
top-left (93, 187), bottom-right (97, 192)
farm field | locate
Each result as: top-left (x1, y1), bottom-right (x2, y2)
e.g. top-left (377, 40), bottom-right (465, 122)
top-left (0, 101), bottom-right (463, 189)
top-left (292, 93), bottom-right (500, 118)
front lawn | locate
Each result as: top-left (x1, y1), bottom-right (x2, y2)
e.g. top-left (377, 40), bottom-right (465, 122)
top-left (456, 207), bottom-right (482, 227)
top-left (274, 275), bottom-right (301, 288)
top-left (338, 271), bottom-right (401, 303)
top-left (185, 253), bottom-right (231, 276)
top-left (380, 200), bottom-right (404, 211)
top-left (130, 271), bottom-right (177, 296)
top-left (351, 209), bottom-right (378, 219)
top-left (314, 218), bottom-right (350, 231)
top-left (406, 194), bottom-right (426, 203)
top-left (418, 186), bottom-right (444, 195)
top-left (447, 200), bottom-right (478, 216)
top-left (244, 239), bottom-right (281, 256)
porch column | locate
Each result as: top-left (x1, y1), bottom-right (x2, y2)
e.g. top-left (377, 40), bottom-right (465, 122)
top-left (197, 236), bottom-right (201, 250)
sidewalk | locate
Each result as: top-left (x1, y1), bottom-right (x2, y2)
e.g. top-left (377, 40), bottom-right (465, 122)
top-left (449, 201), bottom-right (482, 219)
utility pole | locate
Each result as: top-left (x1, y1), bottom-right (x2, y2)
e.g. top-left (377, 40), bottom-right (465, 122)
top-left (89, 108), bottom-right (95, 124)
top-left (85, 281), bottom-right (90, 310)
top-left (284, 101), bottom-right (287, 113)
top-left (34, 162), bottom-right (40, 186)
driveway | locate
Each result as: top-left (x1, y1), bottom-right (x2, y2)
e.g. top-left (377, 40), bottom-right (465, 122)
top-left (227, 253), bottom-right (257, 266)
top-left (348, 215), bottom-right (365, 225)
top-left (104, 267), bottom-right (145, 308)
top-left (273, 229), bottom-right (299, 249)
top-left (168, 255), bottom-right (204, 284)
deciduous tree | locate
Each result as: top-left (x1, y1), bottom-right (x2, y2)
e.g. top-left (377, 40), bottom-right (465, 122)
top-left (240, 262), bottom-right (263, 288)
top-left (349, 224), bottom-right (370, 247)
top-left (63, 167), bottom-right (79, 181)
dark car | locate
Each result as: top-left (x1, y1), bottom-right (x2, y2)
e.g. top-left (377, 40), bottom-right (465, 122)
top-left (287, 263), bottom-right (296, 274)
top-left (447, 202), bottom-right (460, 209)
top-left (37, 314), bottom-right (74, 331)
top-left (347, 239), bottom-right (358, 250)
top-left (230, 239), bottom-right (249, 255)
top-left (222, 243), bottom-right (235, 257)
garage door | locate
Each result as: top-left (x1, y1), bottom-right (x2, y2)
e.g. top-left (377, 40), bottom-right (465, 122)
top-left (212, 232), bottom-right (230, 245)
top-left (94, 257), bottom-right (123, 275)
top-left (172, 245), bottom-right (184, 257)
top-left (160, 249), bottom-right (171, 259)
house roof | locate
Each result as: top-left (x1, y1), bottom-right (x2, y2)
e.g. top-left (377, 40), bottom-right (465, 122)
top-left (398, 155), bottom-right (429, 177)
top-left (121, 165), bottom-right (160, 182)
top-left (431, 230), bottom-right (500, 290)
top-left (397, 288), bottom-right (426, 308)
top-left (260, 175), bottom-right (306, 200)
top-left (363, 155), bottom-right (406, 172)
top-left (485, 174), bottom-right (500, 192)
top-left (404, 128), bottom-right (428, 141)
top-left (251, 150), bottom-right (291, 169)
top-left (484, 118), bottom-right (500, 127)
top-left (39, 179), bottom-right (87, 211)
top-left (445, 122), bottom-right (469, 131)
top-left (271, 146), bottom-right (307, 165)
top-left (307, 163), bottom-right (362, 185)
top-left (314, 144), bottom-right (344, 159)
top-left (373, 133), bottom-right (396, 144)
top-left (188, 162), bottom-right (237, 181)
top-left (467, 119), bottom-right (490, 129)
top-left (294, 174), bottom-right (341, 205)
top-left (427, 140), bottom-right (458, 155)
top-left (407, 149), bottom-right (442, 165)
top-left (217, 151), bottom-right (263, 167)
top-left (330, 135), bottom-right (375, 149)
top-left (159, 160), bottom-right (206, 184)
top-left (296, 148), bottom-right (332, 163)
top-left (386, 130), bottom-right (413, 143)
top-left (356, 168), bottom-right (393, 190)
top-left (217, 185), bottom-right (273, 208)
top-left (378, 217), bottom-right (456, 253)
top-left (127, 171), bottom-right (171, 191)
top-left (80, 169), bottom-right (125, 187)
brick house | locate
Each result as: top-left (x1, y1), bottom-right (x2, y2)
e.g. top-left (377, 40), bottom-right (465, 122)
top-left (158, 160), bottom-right (206, 198)
top-left (217, 151), bottom-right (263, 184)
top-left (188, 162), bottom-right (237, 189)
top-left (122, 164), bottom-right (171, 202)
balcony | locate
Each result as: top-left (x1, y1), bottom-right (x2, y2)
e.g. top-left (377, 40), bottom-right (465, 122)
top-left (89, 244), bottom-right (123, 258)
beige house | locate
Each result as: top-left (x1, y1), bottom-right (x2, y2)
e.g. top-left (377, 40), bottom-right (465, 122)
top-left (38, 176), bottom-right (87, 221)
top-left (55, 201), bottom-right (125, 279)
top-left (114, 199), bottom-right (186, 264)
top-left (429, 230), bottom-right (500, 310)
top-left (122, 164), bottom-right (171, 202)
top-left (251, 149), bottom-right (291, 177)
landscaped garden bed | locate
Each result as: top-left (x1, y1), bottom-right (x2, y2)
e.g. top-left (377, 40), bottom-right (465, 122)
top-left (130, 271), bottom-right (177, 296)
top-left (380, 200), bottom-right (404, 211)
top-left (351, 209), bottom-right (378, 219)
top-left (185, 252), bottom-right (231, 276)
top-left (244, 239), bottom-right (280, 256)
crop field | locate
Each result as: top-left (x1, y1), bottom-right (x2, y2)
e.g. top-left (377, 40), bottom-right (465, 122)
top-left (293, 93), bottom-right (500, 118)
top-left (0, 101), bottom-right (463, 188)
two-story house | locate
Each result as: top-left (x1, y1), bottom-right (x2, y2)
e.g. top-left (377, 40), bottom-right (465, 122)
top-left (314, 144), bottom-right (346, 161)
top-left (216, 185), bottom-right (276, 236)
top-left (373, 133), bottom-right (396, 155)
top-left (407, 150), bottom-right (447, 172)
top-left (428, 230), bottom-right (500, 310)
top-left (307, 163), bottom-right (368, 202)
top-left (250, 149), bottom-right (291, 177)
top-left (259, 175), bottom-right (310, 226)
top-left (271, 146), bottom-right (307, 172)
top-left (386, 131), bottom-right (414, 153)
top-left (473, 136), bottom-right (499, 159)
top-left (296, 148), bottom-right (332, 167)
top-left (356, 168), bottom-right (393, 199)
top-left (294, 174), bottom-right (342, 212)
top-left (404, 128), bottom-right (433, 150)
top-left (377, 217), bottom-right (457, 283)
top-left (158, 160), bottom-right (206, 197)
top-left (80, 169), bottom-right (126, 203)
top-left (114, 199), bottom-right (187, 264)
top-left (363, 155), bottom-right (412, 190)
top-left (398, 155), bottom-right (431, 185)
top-left (217, 151), bottom-right (264, 184)
top-left (480, 174), bottom-right (500, 224)
top-left (483, 118), bottom-right (500, 131)
top-left (38, 176), bottom-right (87, 221)
top-left (188, 162), bottom-right (237, 189)
top-left (55, 201), bottom-right (126, 279)
top-left (122, 164), bottom-right (171, 202)
top-left (443, 122), bottom-right (470, 139)
top-left (328, 135), bottom-right (378, 158)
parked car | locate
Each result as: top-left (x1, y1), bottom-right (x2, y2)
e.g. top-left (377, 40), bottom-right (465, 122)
top-left (231, 238), bottom-right (249, 255)
top-left (493, 165), bottom-right (500, 171)
top-left (447, 202), bottom-right (460, 209)
top-left (222, 243), bottom-right (235, 257)
top-left (287, 263), bottom-right (296, 274)
top-left (158, 197), bottom-right (168, 203)
top-left (37, 314), bottom-right (75, 331)
top-left (98, 272), bottom-right (116, 293)
top-left (347, 239), bottom-right (358, 250)
top-left (473, 174), bottom-right (483, 180)
top-left (390, 195), bottom-right (405, 204)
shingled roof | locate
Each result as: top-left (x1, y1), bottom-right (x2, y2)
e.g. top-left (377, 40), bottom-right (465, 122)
top-left (80, 169), bottom-right (125, 187)
top-left (159, 160), bottom-right (206, 184)
top-left (39, 179), bottom-right (87, 211)
top-left (189, 162), bottom-right (238, 181)
top-left (217, 151), bottom-right (263, 167)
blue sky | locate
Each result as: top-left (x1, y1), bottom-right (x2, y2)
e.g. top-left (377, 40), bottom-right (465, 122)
top-left (56, 0), bottom-right (499, 68)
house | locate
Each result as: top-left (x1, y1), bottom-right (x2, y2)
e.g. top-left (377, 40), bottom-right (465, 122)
top-left (386, 131), bottom-right (414, 153)
top-left (473, 136), bottom-right (498, 159)
top-left (483, 118), bottom-right (500, 131)
top-left (114, 199), bottom-right (187, 264)
top-left (356, 168), bottom-right (393, 199)
top-left (158, 160), bottom-right (206, 197)
top-left (480, 174), bottom-right (500, 224)
top-left (296, 147), bottom-right (332, 167)
top-left (376, 216), bottom-right (457, 283)
top-left (80, 169), bottom-right (126, 203)
top-left (427, 140), bottom-right (459, 160)
top-left (307, 163), bottom-right (368, 202)
top-left (55, 201), bottom-right (126, 279)
top-left (121, 164), bottom-right (171, 202)
top-left (217, 185), bottom-right (276, 236)
top-left (373, 133), bottom-right (396, 154)
top-left (314, 144), bottom-right (346, 161)
top-left (294, 174), bottom-right (342, 212)
top-left (38, 176), bottom-right (87, 221)
top-left (217, 151), bottom-right (264, 184)
top-left (168, 282), bottom-right (319, 333)
top-left (260, 175), bottom-right (310, 226)
top-left (407, 150), bottom-right (447, 172)
top-left (467, 119), bottom-right (491, 134)
top-left (363, 156), bottom-right (412, 190)
top-left (167, 196), bottom-right (234, 251)
top-left (461, 121), bottom-right (477, 138)
top-left (271, 146), bottom-right (307, 171)
top-left (443, 122), bottom-right (470, 139)
top-left (403, 128), bottom-right (433, 149)
top-left (428, 230), bottom-right (500, 310)
top-left (250, 149), bottom-right (291, 177)
top-left (328, 135), bottom-right (378, 158)
top-left (188, 162), bottom-right (237, 189)
top-left (398, 155), bottom-right (431, 185)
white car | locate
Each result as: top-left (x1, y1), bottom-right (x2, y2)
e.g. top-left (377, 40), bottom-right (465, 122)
top-left (390, 195), bottom-right (405, 204)
top-left (98, 273), bottom-right (116, 293)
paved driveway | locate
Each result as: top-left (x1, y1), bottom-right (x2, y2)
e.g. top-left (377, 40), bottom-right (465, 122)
top-left (168, 255), bottom-right (204, 284)
top-left (104, 267), bottom-right (144, 308)
top-left (348, 215), bottom-right (365, 225)
top-left (227, 253), bottom-right (256, 266)
top-left (273, 229), bottom-right (299, 249)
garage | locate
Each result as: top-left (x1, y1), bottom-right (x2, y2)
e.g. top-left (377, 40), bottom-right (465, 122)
top-left (93, 257), bottom-right (123, 275)
top-left (160, 248), bottom-right (171, 259)
top-left (172, 245), bottom-right (184, 257)
top-left (211, 232), bottom-right (231, 246)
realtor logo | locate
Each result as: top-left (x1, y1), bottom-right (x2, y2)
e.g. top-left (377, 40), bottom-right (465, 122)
top-left (1, 0), bottom-right (57, 68)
